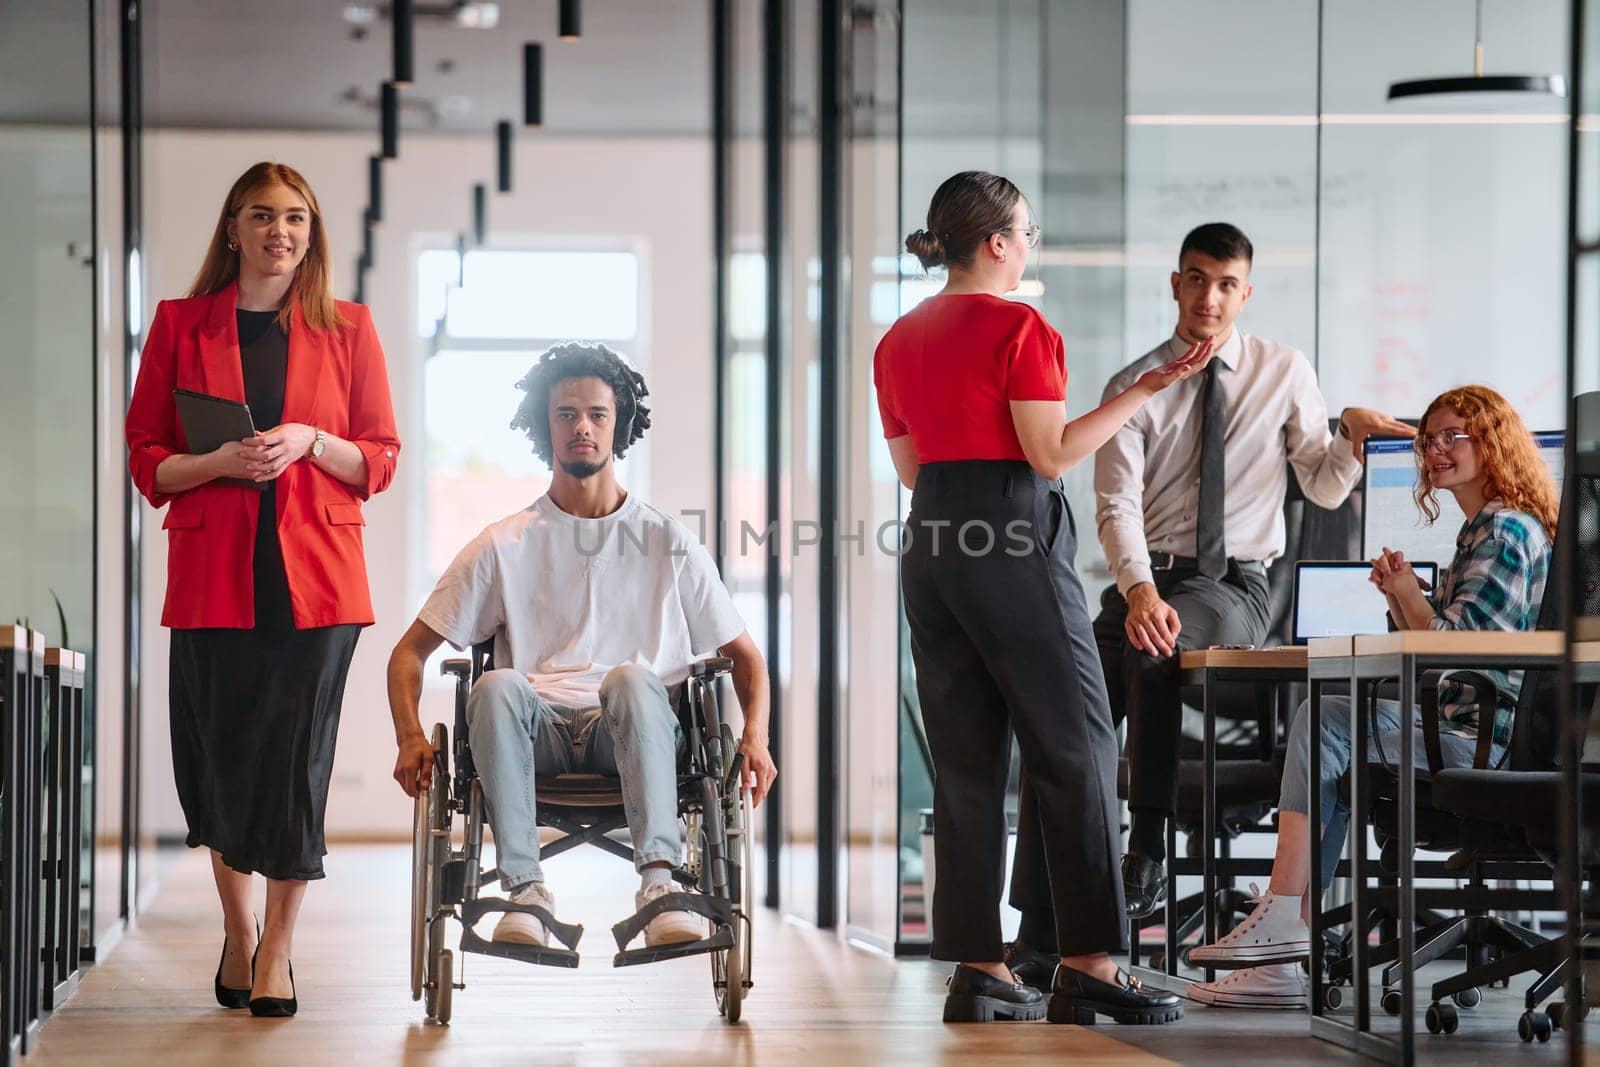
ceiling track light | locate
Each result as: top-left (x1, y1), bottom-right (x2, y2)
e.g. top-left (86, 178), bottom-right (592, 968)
top-left (381, 81), bottom-right (399, 159)
top-left (392, 0), bottom-right (415, 86)
top-left (560, 0), bottom-right (581, 40)
top-left (473, 182), bottom-right (487, 246)
top-left (368, 155), bottom-right (384, 224)
top-left (496, 120), bottom-right (513, 193)
top-left (523, 42), bottom-right (543, 127)
top-left (1386, 0), bottom-right (1567, 102)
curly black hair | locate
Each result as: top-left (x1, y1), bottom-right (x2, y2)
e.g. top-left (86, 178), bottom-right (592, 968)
top-left (510, 342), bottom-right (652, 465)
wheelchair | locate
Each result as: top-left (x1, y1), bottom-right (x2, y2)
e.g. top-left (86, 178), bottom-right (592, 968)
top-left (410, 641), bottom-right (755, 1024)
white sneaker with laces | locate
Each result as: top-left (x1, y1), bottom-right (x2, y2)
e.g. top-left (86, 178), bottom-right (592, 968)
top-left (492, 881), bottom-right (555, 947)
top-left (1188, 963), bottom-right (1309, 1009)
top-left (637, 880), bottom-right (706, 948)
top-left (1188, 883), bottom-right (1310, 968)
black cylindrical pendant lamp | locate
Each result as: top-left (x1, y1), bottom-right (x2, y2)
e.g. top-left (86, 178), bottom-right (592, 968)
top-left (472, 182), bottom-right (487, 246)
top-left (392, 0), bottom-right (415, 86)
top-left (496, 120), bottom-right (513, 192)
top-left (362, 209), bottom-right (375, 264)
top-left (380, 81), bottom-right (399, 159)
top-left (368, 155), bottom-right (384, 224)
top-left (560, 0), bottom-right (581, 40)
top-left (523, 43), bottom-right (543, 127)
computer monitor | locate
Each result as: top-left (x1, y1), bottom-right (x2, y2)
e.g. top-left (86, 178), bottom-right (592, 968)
top-left (1362, 431), bottom-right (1564, 566)
top-left (1292, 560), bottom-right (1440, 644)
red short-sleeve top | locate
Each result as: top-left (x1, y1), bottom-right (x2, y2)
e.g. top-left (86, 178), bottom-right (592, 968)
top-left (872, 293), bottom-right (1067, 463)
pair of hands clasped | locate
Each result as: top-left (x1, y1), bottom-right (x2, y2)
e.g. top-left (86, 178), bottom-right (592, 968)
top-left (210, 423), bottom-right (319, 482)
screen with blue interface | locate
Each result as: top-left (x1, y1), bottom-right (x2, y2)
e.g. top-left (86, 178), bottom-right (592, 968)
top-left (1362, 432), bottom-right (1564, 567)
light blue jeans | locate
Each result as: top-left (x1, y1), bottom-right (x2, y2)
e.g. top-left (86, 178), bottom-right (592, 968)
top-left (466, 665), bottom-right (683, 889)
top-left (1280, 694), bottom-right (1504, 889)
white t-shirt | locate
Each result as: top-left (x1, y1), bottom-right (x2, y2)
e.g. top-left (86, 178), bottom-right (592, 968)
top-left (418, 492), bottom-right (747, 707)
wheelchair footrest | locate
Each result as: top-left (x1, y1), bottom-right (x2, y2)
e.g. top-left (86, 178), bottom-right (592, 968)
top-left (460, 927), bottom-right (581, 969)
top-left (611, 892), bottom-right (734, 952)
top-left (613, 924), bottom-right (735, 968)
top-left (462, 897), bottom-right (585, 952)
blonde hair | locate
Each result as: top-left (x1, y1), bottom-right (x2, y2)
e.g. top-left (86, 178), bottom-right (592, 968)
top-left (1415, 384), bottom-right (1559, 539)
top-left (187, 162), bottom-right (346, 332)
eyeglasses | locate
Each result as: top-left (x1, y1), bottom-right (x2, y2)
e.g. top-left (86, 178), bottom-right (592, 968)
top-left (998, 224), bottom-right (1042, 249)
top-left (1413, 429), bottom-right (1473, 453)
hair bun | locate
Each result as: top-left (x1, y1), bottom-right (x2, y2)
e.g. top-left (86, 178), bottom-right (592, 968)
top-left (905, 228), bottom-right (946, 270)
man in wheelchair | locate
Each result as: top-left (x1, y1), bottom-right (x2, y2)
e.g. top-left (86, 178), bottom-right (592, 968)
top-left (387, 342), bottom-right (777, 952)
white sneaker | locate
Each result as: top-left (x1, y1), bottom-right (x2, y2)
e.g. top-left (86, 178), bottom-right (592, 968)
top-left (1188, 883), bottom-right (1311, 968)
top-left (492, 882), bottom-right (554, 947)
top-left (637, 880), bottom-right (706, 948)
top-left (1188, 963), bottom-right (1309, 1009)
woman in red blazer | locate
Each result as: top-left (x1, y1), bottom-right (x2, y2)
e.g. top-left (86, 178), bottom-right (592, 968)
top-left (125, 161), bottom-right (400, 1018)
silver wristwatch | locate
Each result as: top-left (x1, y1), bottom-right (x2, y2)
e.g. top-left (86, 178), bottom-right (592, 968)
top-left (310, 427), bottom-right (327, 459)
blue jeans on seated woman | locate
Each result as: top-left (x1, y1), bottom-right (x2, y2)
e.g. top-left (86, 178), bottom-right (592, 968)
top-left (1278, 694), bottom-right (1505, 890)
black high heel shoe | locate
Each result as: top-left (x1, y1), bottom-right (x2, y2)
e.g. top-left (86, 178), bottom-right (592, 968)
top-left (249, 957), bottom-right (297, 1018)
top-left (214, 920), bottom-right (259, 1009)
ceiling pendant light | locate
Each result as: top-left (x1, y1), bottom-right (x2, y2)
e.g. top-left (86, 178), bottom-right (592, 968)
top-left (473, 182), bottom-right (487, 246)
top-left (381, 81), bottom-right (399, 159)
top-left (523, 43), bottom-right (543, 127)
top-left (1387, 0), bottom-right (1567, 103)
top-left (496, 120), bottom-right (513, 193)
top-left (560, 0), bottom-right (581, 41)
top-left (368, 155), bottom-right (384, 224)
top-left (392, 0), bottom-right (415, 86)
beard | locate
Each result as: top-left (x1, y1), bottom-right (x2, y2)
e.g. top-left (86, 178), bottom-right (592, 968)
top-left (557, 452), bottom-right (610, 480)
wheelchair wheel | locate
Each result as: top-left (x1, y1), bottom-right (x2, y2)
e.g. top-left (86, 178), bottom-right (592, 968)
top-left (412, 724), bottom-right (449, 1003)
top-left (713, 789), bottom-right (755, 1022)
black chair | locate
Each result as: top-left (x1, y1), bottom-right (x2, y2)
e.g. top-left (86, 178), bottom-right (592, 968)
top-left (1332, 443), bottom-right (1600, 1038)
top-left (409, 641), bottom-right (754, 1024)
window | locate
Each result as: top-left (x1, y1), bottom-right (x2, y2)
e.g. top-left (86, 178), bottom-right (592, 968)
top-left (417, 247), bottom-right (645, 592)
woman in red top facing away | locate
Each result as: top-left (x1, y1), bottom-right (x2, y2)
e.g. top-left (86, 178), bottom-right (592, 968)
top-left (876, 171), bottom-right (1209, 1026)
top-left (125, 162), bottom-right (400, 1018)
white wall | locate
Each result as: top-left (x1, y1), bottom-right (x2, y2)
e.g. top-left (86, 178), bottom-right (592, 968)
top-left (140, 128), bottom-right (715, 836)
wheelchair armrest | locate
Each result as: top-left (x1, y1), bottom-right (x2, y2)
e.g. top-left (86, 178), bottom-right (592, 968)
top-left (441, 658), bottom-right (471, 683)
top-left (691, 657), bottom-right (734, 679)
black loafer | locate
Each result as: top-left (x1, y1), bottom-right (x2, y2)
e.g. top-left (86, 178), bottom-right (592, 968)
top-left (1002, 940), bottom-right (1058, 990)
top-left (943, 964), bottom-right (1047, 1023)
top-left (1122, 852), bottom-right (1167, 919)
top-left (1048, 964), bottom-right (1183, 1025)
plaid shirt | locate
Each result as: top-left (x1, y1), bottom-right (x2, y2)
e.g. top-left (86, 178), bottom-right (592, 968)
top-left (1429, 502), bottom-right (1551, 745)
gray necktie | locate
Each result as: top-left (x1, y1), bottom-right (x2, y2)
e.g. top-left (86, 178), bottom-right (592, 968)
top-left (1196, 358), bottom-right (1227, 579)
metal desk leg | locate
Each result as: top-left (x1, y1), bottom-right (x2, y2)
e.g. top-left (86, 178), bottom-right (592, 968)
top-left (1309, 674), bottom-right (1325, 1019)
top-left (1202, 666), bottom-right (1218, 984)
top-left (1397, 657), bottom-right (1417, 1058)
top-left (1350, 672), bottom-right (1370, 1037)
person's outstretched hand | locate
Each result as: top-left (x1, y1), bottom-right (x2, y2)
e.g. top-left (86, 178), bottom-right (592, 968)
top-left (1135, 337), bottom-right (1214, 395)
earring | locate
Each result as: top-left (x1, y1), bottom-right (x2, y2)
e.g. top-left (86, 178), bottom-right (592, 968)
top-left (227, 241), bottom-right (238, 252)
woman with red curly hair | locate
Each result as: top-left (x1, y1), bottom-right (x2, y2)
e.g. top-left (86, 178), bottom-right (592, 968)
top-left (1183, 384), bottom-right (1557, 1009)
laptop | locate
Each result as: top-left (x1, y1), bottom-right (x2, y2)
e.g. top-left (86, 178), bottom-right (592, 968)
top-left (1291, 560), bottom-right (1439, 645)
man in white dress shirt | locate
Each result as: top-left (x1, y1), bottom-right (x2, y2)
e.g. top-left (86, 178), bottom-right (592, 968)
top-left (1004, 224), bottom-right (1412, 979)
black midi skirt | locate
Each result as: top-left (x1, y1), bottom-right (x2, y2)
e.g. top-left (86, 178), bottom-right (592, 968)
top-left (169, 623), bottom-right (360, 881)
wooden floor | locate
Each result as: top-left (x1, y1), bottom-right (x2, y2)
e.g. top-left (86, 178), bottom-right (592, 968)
top-left (21, 844), bottom-right (1581, 1065)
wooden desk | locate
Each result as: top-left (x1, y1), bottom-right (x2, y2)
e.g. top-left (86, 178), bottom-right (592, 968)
top-left (1308, 629), bottom-right (1564, 1064)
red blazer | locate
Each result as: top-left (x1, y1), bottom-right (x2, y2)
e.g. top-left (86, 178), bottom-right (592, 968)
top-left (125, 284), bottom-right (401, 630)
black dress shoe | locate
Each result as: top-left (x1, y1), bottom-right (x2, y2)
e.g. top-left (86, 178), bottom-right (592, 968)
top-left (1122, 852), bottom-right (1167, 919)
top-left (1048, 964), bottom-right (1183, 1025)
top-left (214, 920), bottom-right (258, 1010)
top-left (942, 964), bottom-right (1046, 1023)
top-left (249, 959), bottom-right (297, 1018)
top-left (1002, 940), bottom-right (1058, 990)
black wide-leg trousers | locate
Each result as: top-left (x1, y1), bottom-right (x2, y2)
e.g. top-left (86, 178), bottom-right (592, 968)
top-left (902, 460), bottom-right (1126, 962)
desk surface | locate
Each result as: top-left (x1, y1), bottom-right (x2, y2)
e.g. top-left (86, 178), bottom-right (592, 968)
top-left (1351, 630), bottom-right (1564, 658)
top-left (1577, 640), bottom-right (1600, 664)
top-left (1179, 646), bottom-right (1307, 670)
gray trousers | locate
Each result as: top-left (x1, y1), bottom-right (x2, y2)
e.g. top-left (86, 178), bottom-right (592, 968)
top-left (465, 665), bottom-right (683, 889)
